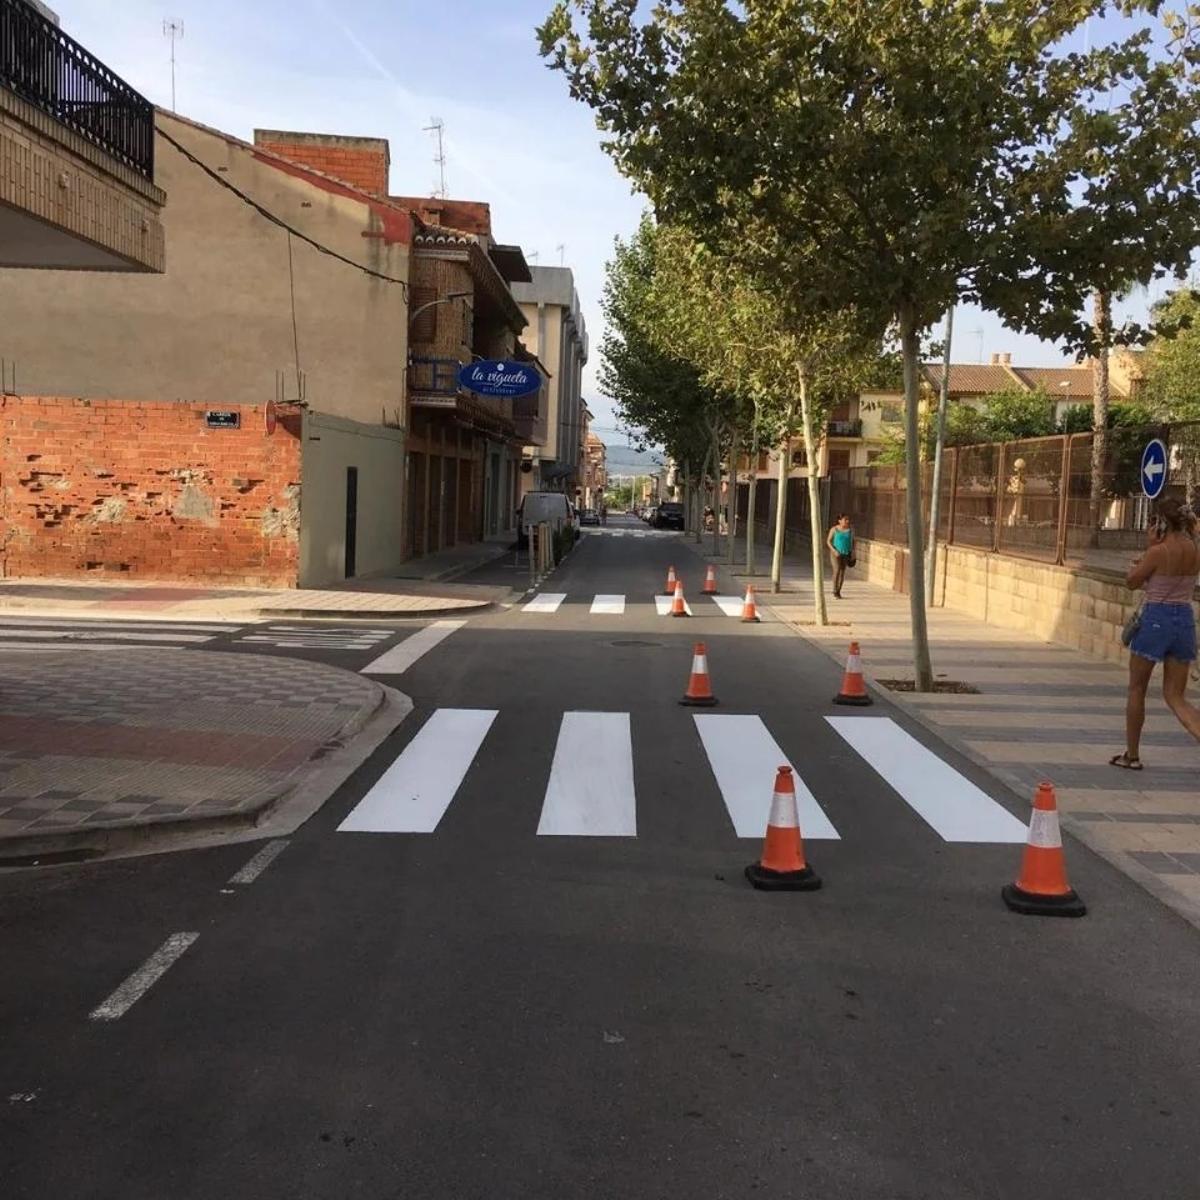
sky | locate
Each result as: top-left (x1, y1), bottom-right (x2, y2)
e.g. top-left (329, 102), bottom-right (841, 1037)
top-left (50, 1), bottom-right (1182, 445)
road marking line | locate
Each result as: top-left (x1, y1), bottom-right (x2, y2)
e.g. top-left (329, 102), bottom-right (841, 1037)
top-left (523, 593), bottom-right (566, 613)
top-left (89, 932), bottom-right (199, 1021)
top-left (711, 595), bottom-right (745, 617)
top-left (694, 714), bottom-right (840, 839)
top-left (538, 712), bottom-right (636, 836)
top-left (228, 839), bottom-right (290, 885)
top-left (338, 708), bottom-right (498, 833)
top-left (0, 629), bottom-right (213, 643)
top-left (0, 618), bottom-right (235, 632)
top-left (360, 620), bottom-right (466, 675)
top-left (241, 636), bottom-right (379, 648)
top-left (265, 626), bottom-right (394, 636)
top-left (654, 595), bottom-right (693, 616)
top-left (590, 594), bottom-right (626, 615)
top-left (826, 716), bottom-right (1027, 843)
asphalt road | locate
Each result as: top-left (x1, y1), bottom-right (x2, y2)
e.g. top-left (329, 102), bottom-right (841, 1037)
top-left (3, 512), bottom-right (1199, 1199)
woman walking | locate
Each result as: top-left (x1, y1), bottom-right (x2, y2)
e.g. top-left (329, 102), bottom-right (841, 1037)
top-left (826, 513), bottom-right (854, 600)
top-left (1111, 496), bottom-right (1200, 770)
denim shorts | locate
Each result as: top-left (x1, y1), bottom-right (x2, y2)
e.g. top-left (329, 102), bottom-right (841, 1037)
top-left (1130, 602), bottom-right (1198, 664)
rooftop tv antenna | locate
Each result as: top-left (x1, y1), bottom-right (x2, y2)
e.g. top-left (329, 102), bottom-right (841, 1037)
top-left (423, 118), bottom-right (447, 199)
top-left (162, 19), bottom-right (184, 112)
top-left (556, 243), bottom-right (565, 266)
top-left (968, 327), bottom-right (985, 363)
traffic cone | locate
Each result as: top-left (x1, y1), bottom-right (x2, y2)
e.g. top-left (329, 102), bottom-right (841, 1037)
top-left (1002, 783), bottom-right (1086, 917)
top-left (832, 641), bottom-right (873, 706)
top-left (663, 564), bottom-right (678, 596)
top-left (745, 767), bottom-right (821, 891)
top-left (740, 585), bottom-right (760, 624)
top-left (670, 580), bottom-right (690, 618)
top-left (679, 641), bottom-right (717, 706)
top-left (702, 563), bottom-right (718, 594)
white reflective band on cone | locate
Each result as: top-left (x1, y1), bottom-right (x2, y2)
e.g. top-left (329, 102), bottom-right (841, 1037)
top-left (692, 653), bottom-right (708, 674)
top-left (1027, 808), bottom-right (1062, 849)
top-left (767, 787), bottom-right (800, 829)
top-left (846, 654), bottom-right (862, 673)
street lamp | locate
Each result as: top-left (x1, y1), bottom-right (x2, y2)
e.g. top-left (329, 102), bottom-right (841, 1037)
top-left (408, 290), bottom-right (470, 334)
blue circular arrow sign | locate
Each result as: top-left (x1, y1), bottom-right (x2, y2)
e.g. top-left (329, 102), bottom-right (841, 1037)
top-left (1140, 437), bottom-right (1168, 500)
top-left (457, 359), bottom-right (541, 399)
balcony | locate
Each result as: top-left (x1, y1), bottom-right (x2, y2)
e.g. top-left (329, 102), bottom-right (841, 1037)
top-left (1, 0), bottom-right (164, 270)
top-left (408, 356), bottom-right (533, 442)
top-left (827, 418), bottom-right (863, 438)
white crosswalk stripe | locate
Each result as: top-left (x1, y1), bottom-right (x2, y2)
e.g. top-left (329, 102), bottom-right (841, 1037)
top-left (694, 714), bottom-right (840, 840)
top-left (361, 620), bottom-right (465, 675)
top-left (239, 625), bottom-right (395, 651)
top-left (518, 592), bottom-right (743, 617)
top-left (522, 593), bottom-right (567, 614)
top-left (710, 596), bottom-right (745, 617)
top-left (827, 716), bottom-right (1027, 843)
top-left (538, 712), bottom-right (637, 836)
top-left (338, 707), bottom-right (1024, 846)
top-left (0, 617), bottom-right (233, 650)
top-left (589, 594), bottom-right (626, 615)
top-left (654, 594), bottom-right (694, 616)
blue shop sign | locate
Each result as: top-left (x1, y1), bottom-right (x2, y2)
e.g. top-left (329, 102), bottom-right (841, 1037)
top-left (457, 360), bottom-right (541, 398)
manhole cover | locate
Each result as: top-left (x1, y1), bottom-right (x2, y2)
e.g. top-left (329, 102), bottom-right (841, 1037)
top-left (610, 639), bottom-right (662, 648)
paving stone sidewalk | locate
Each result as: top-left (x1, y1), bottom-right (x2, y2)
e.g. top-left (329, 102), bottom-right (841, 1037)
top-left (0, 649), bottom-right (384, 853)
top-left (744, 546), bottom-right (1200, 927)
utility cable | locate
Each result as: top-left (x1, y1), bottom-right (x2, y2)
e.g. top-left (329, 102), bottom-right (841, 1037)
top-left (157, 125), bottom-right (410, 293)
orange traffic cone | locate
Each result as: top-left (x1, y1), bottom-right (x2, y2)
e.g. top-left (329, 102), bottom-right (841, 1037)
top-left (679, 641), bottom-right (717, 706)
top-left (740, 585), bottom-right (760, 624)
top-left (745, 767), bottom-right (821, 891)
top-left (663, 565), bottom-right (678, 596)
top-left (832, 641), bottom-right (873, 706)
top-left (1002, 783), bottom-right (1086, 917)
top-left (702, 564), bottom-right (718, 594)
top-left (670, 580), bottom-right (690, 618)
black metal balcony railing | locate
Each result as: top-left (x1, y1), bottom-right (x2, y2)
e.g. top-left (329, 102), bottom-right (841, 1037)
top-left (1, 0), bottom-right (155, 179)
top-left (407, 356), bottom-right (461, 396)
top-left (827, 418), bottom-right (863, 438)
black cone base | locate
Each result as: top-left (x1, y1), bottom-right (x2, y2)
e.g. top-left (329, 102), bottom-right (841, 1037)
top-left (741, 615), bottom-right (761, 624)
top-left (833, 692), bottom-right (873, 706)
top-left (1002, 882), bottom-right (1086, 918)
top-left (671, 611), bottom-right (691, 618)
top-left (745, 862), bottom-right (822, 892)
top-left (679, 694), bottom-right (717, 707)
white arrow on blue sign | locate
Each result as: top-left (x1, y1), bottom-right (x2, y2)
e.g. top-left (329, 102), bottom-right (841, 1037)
top-left (1140, 438), bottom-right (1168, 500)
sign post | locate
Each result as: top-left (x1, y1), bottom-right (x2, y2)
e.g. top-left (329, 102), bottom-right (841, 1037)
top-left (1140, 438), bottom-right (1168, 501)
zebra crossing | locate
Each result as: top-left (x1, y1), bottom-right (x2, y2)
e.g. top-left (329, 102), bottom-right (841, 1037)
top-left (581, 528), bottom-right (678, 539)
top-left (0, 616), bottom-right (235, 651)
top-left (237, 625), bottom-right (397, 652)
top-left (522, 591), bottom-right (746, 617)
top-left (338, 710), bottom-right (1028, 844)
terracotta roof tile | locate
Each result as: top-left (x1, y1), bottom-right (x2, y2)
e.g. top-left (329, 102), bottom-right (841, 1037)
top-left (920, 364), bottom-right (1020, 394)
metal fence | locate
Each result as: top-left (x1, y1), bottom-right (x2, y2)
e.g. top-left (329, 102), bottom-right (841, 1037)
top-left (1, 0), bottom-right (155, 179)
top-left (827, 421), bottom-right (1200, 575)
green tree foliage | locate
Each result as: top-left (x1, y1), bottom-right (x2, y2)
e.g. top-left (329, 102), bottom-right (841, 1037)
top-left (1142, 289), bottom-right (1200, 421)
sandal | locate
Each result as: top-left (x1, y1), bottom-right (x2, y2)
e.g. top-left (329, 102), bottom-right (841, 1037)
top-left (1109, 752), bottom-right (1144, 771)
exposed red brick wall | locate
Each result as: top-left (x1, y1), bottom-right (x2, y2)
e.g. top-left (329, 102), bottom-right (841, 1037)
top-left (253, 129), bottom-right (389, 196)
top-left (0, 397), bottom-right (302, 586)
top-left (394, 197), bottom-right (491, 236)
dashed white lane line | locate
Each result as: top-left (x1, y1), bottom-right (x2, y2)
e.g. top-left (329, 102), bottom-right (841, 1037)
top-left (360, 620), bottom-right (466, 675)
top-left (227, 839), bottom-right (290, 885)
top-left (537, 712), bottom-right (637, 837)
top-left (523, 593), bottom-right (567, 613)
top-left (338, 708), bottom-right (498, 833)
top-left (826, 716), bottom-right (1027, 843)
top-left (89, 932), bottom-right (199, 1022)
top-left (589, 595), bottom-right (626, 615)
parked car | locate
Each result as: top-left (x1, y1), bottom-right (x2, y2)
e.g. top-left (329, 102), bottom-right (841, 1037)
top-left (655, 501), bottom-right (685, 530)
top-left (580, 508), bottom-right (601, 526)
top-left (643, 505), bottom-right (658, 526)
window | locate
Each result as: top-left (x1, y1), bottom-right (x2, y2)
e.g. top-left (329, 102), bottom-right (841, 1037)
top-left (866, 450), bottom-right (883, 464)
top-left (880, 402), bottom-right (903, 424)
top-left (410, 286), bottom-right (437, 342)
top-left (791, 448), bottom-right (808, 467)
top-left (827, 448), bottom-right (851, 471)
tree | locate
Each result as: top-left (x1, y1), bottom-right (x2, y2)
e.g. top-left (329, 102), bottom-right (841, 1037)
top-left (540, 0), bottom-right (1200, 691)
top-left (1142, 289), bottom-right (1200, 421)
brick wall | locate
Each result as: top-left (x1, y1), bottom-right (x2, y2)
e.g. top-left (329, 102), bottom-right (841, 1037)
top-left (0, 397), bottom-right (302, 586)
top-left (252, 129), bottom-right (389, 197)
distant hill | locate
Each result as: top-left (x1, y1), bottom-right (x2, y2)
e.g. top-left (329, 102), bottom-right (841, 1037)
top-left (603, 443), bottom-right (664, 472)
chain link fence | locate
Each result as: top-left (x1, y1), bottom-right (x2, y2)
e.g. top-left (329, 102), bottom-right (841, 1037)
top-left (827, 421), bottom-right (1200, 574)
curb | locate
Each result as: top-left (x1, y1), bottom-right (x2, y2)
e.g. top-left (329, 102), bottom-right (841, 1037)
top-left (0, 682), bottom-right (414, 869)
top-left (768, 601), bottom-right (1200, 934)
top-left (252, 601), bottom-right (494, 620)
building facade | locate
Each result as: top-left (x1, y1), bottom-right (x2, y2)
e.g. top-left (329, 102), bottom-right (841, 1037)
top-left (513, 266), bottom-right (588, 497)
top-left (582, 430), bottom-right (607, 509)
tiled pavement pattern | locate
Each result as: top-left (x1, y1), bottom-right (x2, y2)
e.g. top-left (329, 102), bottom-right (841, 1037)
top-left (0, 649), bottom-right (383, 842)
top-left (755, 549), bottom-right (1200, 924)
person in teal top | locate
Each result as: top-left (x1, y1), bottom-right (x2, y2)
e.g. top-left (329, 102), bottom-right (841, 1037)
top-left (826, 513), bottom-right (855, 599)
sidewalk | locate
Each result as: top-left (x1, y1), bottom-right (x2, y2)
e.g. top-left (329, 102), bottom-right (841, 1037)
top-left (0, 573), bottom-right (509, 622)
top-left (0, 649), bottom-right (407, 863)
top-left (737, 543), bottom-right (1200, 929)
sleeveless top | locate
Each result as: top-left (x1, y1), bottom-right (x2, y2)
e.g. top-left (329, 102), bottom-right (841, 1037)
top-left (832, 528), bottom-right (853, 555)
top-left (1143, 572), bottom-right (1199, 604)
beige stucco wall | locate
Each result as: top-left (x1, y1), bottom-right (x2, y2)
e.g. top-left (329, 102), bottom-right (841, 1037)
top-left (518, 299), bottom-right (564, 460)
top-left (851, 536), bottom-right (1148, 666)
top-left (299, 411), bottom-right (405, 587)
top-left (0, 112), bottom-right (408, 428)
